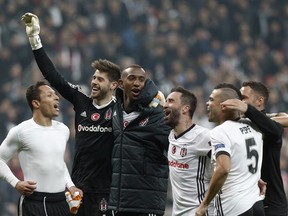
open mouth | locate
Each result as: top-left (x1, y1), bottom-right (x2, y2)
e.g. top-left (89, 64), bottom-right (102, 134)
top-left (92, 86), bottom-right (100, 93)
top-left (164, 109), bottom-right (170, 120)
top-left (131, 89), bottom-right (140, 97)
top-left (54, 103), bottom-right (60, 111)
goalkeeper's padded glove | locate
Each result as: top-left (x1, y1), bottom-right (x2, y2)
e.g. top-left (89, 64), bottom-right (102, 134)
top-left (21, 12), bottom-right (42, 50)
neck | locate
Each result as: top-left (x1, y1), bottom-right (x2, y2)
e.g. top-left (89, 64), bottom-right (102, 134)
top-left (174, 117), bottom-right (193, 137)
top-left (219, 112), bottom-right (240, 124)
top-left (33, 114), bottom-right (52, 126)
top-left (123, 95), bottom-right (134, 113)
top-left (93, 94), bottom-right (113, 106)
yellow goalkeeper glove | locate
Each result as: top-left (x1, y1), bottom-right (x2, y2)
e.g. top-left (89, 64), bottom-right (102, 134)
top-left (21, 12), bottom-right (42, 50)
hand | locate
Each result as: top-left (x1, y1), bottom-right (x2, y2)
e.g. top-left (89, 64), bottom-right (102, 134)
top-left (258, 178), bottom-right (267, 197)
top-left (15, 180), bottom-right (37, 196)
top-left (221, 99), bottom-right (248, 113)
top-left (195, 205), bottom-right (207, 216)
top-left (68, 186), bottom-right (83, 198)
top-left (66, 186), bottom-right (83, 214)
top-left (21, 13), bottom-right (40, 37)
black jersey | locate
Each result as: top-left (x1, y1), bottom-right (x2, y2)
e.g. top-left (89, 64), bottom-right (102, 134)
top-left (245, 105), bottom-right (287, 215)
top-left (33, 48), bottom-right (114, 193)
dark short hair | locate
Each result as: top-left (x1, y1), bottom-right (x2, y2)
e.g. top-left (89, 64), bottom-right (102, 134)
top-left (242, 81), bottom-right (269, 105)
top-left (214, 83), bottom-right (242, 101)
top-left (121, 64), bottom-right (145, 79)
top-left (91, 59), bottom-right (121, 82)
top-left (26, 80), bottom-right (50, 112)
top-left (170, 86), bottom-right (197, 118)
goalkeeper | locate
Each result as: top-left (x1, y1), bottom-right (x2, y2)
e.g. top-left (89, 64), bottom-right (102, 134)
top-left (21, 12), bottom-right (121, 216)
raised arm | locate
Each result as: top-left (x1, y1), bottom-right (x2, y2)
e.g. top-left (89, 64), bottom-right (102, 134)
top-left (21, 12), bottom-right (81, 103)
top-left (221, 99), bottom-right (283, 138)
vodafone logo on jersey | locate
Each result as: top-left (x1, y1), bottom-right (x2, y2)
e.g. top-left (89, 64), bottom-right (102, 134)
top-left (169, 160), bottom-right (189, 169)
top-left (77, 124), bottom-right (112, 132)
top-left (91, 113), bottom-right (100, 121)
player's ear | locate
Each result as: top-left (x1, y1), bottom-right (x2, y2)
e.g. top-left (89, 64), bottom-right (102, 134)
top-left (111, 81), bottom-right (118, 90)
top-left (182, 105), bottom-right (190, 113)
top-left (118, 79), bottom-right (124, 89)
top-left (32, 100), bottom-right (40, 109)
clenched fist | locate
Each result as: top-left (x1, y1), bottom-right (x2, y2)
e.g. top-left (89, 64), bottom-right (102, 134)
top-left (21, 13), bottom-right (40, 37)
top-left (21, 12), bottom-right (42, 50)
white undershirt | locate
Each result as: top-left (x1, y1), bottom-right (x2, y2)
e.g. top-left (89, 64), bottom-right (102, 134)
top-left (123, 110), bottom-right (140, 128)
top-left (0, 118), bottom-right (74, 193)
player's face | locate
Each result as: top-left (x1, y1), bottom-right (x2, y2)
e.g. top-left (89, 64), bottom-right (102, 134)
top-left (163, 92), bottom-right (182, 128)
top-left (240, 86), bottom-right (261, 110)
top-left (91, 70), bottom-right (115, 100)
top-left (120, 67), bottom-right (146, 102)
top-left (37, 85), bottom-right (60, 118)
top-left (207, 89), bottom-right (222, 123)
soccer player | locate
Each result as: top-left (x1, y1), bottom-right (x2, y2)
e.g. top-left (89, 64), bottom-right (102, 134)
top-left (109, 65), bottom-right (170, 216)
top-left (21, 13), bottom-right (121, 216)
top-left (196, 83), bottom-right (264, 216)
top-left (164, 86), bottom-right (214, 216)
top-left (0, 81), bottom-right (82, 216)
top-left (221, 81), bottom-right (287, 216)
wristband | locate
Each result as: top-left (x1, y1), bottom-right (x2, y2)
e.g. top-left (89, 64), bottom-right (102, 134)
top-left (28, 35), bottom-right (42, 50)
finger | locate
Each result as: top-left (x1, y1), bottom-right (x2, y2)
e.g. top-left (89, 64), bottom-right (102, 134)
top-left (27, 180), bottom-right (37, 185)
top-left (21, 13), bottom-right (38, 24)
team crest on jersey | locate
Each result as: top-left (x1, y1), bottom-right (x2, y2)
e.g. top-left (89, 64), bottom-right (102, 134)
top-left (171, 145), bottom-right (176, 154)
top-left (91, 113), bottom-right (100, 121)
top-left (180, 145), bottom-right (187, 157)
top-left (139, 117), bottom-right (149, 126)
top-left (105, 108), bottom-right (112, 120)
top-left (99, 198), bottom-right (107, 212)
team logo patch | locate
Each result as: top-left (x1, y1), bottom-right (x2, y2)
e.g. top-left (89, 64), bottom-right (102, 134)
top-left (91, 113), bottom-right (100, 121)
top-left (180, 145), bottom-right (187, 157)
top-left (99, 198), bottom-right (107, 212)
top-left (214, 143), bottom-right (225, 150)
top-left (171, 145), bottom-right (176, 154)
top-left (105, 108), bottom-right (112, 120)
top-left (139, 117), bottom-right (149, 126)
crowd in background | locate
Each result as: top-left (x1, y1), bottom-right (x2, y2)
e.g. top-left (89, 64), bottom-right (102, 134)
top-left (0, 0), bottom-right (288, 215)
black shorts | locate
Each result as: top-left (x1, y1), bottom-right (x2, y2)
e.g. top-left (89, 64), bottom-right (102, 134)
top-left (18, 191), bottom-right (69, 216)
top-left (264, 205), bottom-right (288, 216)
top-left (76, 192), bottom-right (112, 216)
top-left (112, 212), bottom-right (163, 216)
top-left (238, 200), bottom-right (265, 216)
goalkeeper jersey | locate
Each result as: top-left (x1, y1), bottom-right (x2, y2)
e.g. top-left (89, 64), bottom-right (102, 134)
top-left (33, 48), bottom-right (114, 193)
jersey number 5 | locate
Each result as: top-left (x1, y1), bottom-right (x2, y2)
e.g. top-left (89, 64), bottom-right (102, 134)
top-left (245, 138), bottom-right (259, 174)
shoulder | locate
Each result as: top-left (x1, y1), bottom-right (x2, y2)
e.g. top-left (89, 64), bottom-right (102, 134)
top-left (194, 124), bottom-right (211, 134)
top-left (52, 120), bottom-right (69, 130)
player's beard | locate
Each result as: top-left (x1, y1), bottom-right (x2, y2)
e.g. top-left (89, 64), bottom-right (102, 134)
top-left (91, 87), bottom-right (109, 100)
top-left (166, 108), bottom-right (181, 128)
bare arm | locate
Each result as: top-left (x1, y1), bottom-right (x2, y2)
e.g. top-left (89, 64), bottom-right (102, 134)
top-left (271, 115), bottom-right (288, 128)
top-left (0, 127), bottom-right (37, 195)
top-left (195, 154), bottom-right (230, 216)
